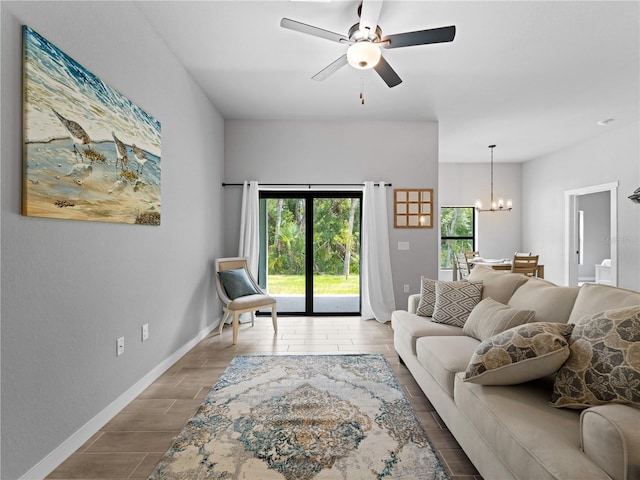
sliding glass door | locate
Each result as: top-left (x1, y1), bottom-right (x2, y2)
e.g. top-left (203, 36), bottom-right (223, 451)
top-left (259, 191), bottom-right (361, 315)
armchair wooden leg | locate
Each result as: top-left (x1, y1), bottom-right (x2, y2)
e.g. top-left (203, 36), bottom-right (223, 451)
top-left (219, 310), bottom-right (229, 336)
top-left (250, 311), bottom-right (255, 328)
top-left (232, 312), bottom-right (240, 345)
top-left (271, 305), bottom-right (278, 333)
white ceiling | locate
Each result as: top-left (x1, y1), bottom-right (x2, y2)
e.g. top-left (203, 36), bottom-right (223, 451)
top-left (136, 1), bottom-right (639, 163)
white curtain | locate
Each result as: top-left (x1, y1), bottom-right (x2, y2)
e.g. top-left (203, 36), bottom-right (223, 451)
top-left (238, 180), bottom-right (260, 276)
top-left (233, 181), bottom-right (260, 325)
top-left (361, 181), bottom-right (396, 322)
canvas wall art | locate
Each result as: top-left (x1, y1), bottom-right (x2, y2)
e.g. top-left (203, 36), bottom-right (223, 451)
top-left (22, 25), bottom-right (161, 225)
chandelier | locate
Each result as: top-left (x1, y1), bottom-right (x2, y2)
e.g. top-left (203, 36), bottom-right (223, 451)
top-left (475, 145), bottom-right (512, 212)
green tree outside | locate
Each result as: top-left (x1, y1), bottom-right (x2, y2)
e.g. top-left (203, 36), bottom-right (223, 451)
top-left (265, 197), bottom-right (361, 294)
top-left (441, 207), bottom-right (475, 269)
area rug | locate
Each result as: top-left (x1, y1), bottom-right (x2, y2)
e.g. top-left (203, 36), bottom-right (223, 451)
top-left (150, 354), bottom-right (450, 480)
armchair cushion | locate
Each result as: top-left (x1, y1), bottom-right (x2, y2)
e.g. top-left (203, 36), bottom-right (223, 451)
top-left (219, 268), bottom-right (259, 300)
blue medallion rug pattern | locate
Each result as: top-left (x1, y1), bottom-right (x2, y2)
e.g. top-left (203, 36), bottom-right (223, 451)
top-left (150, 354), bottom-right (450, 480)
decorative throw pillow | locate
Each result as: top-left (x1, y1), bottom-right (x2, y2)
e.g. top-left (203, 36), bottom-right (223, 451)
top-left (464, 322), bottom-right (574, 385)
top-left (416, 278), bottom-right (437, 317)
top-left (467, 264), bottom-right (529, 304)
top-left (463, 297), bottom-right (536, 341)
top-left (432, 281), bottom-right (483, 327)
top-left (219, 268), bottom-right (259, 300)
top-left (550, 305), bottom-right (640, 409)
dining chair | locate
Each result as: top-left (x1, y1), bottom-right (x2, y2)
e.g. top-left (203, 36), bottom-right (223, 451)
top-left (214, 257), bottom-right (277, 345)
top-left (464, 251), bottom-right (480, 268)
top-left (511, 254), bottom-right (539, 277)
top-left (456, 253), bottom-right (471, 279)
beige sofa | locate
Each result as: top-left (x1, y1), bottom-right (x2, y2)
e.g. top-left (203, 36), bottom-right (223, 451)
top-left (392, 265), bottom-right (640, 480)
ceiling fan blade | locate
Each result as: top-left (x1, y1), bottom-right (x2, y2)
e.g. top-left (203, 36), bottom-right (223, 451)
top-left (280, 18), bottom-right (350, 44)
top-left (382, 25), bottom-right (456, 49)
top-left (359, 0), bottom-right (383, 38)
top-left (312, 55), bottom-right (349, 81)
top-left (373, 55), bottom-right (402, 88)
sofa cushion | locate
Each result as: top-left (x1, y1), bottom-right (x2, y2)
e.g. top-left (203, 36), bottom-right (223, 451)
top-left (454, 374), bottom-right (610, 480)
top-left (416, 336), bottom-right (480, 397)
top-left (463, 297), bottom-right (535, 341)
top-left (464, 322), bottom-right (574, 385)
top-left (467, 264), bottom-right (529, 304)
top-left (416, 278), bottom-right (437, 317)
top-left (568, 283), bottom-right (640, 324)
top-left (391, 310), bottom-right (465, 356)
top-left (581, 404), bottom-right (640, 480)
top-left (508, 277), bottom-right (580, 324)
top-left (432, 281), bottom-right (483, 327)
top-left (551, 305), bottom-right (640, 409)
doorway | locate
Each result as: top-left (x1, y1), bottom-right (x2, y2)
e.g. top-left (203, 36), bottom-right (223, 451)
top-left (259, 191), bottom-right (362, 315)
top-left (564, 182), bottom-right (618, 286)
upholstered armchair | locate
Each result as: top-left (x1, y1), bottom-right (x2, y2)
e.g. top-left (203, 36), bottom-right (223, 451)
top-left (214, 257), bottom-right (277, 344)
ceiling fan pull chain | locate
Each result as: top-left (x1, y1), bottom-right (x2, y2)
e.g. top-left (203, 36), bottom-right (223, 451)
top-left (360, 77), bottom-right (365, 105)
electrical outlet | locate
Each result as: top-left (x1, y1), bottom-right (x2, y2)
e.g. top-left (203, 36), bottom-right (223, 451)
top-left (142, 323), bottom-right (149, 342)
top-left (403, 284), bottom-right (410, 293)
top-left (116, 337), bottom-right (125, 356)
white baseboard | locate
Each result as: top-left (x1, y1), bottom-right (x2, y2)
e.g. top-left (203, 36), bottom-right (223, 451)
top-left (19, 319), bottom-right (221, 480)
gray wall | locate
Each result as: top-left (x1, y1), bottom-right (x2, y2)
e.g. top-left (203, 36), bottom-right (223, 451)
top-left (1, 2), bottom-right (225, 478)
top-left (439, 162), bottom-right (523, 262)
top-left (577, 191), bottom-right (611, 280)
top-left (224, 120), bottom-right (439, 310)
top-left (522, 121), bottom-right (640, 289)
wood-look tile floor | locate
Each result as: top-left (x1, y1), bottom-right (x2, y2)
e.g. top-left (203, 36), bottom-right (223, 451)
top-left (47, 317), bottom-right (482, 480)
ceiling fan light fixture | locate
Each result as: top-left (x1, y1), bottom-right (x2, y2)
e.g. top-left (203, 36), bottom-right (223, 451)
top-left (347, 41), bottom-right (381, 69)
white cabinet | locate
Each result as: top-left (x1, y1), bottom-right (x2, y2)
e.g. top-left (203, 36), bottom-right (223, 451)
top-left (595, 260), bottom-right (612, 285)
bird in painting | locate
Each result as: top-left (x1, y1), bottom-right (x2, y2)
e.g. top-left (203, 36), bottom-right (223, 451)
top-left (132, 144), bottom-right (148, 175)
top-left (111, 131), bottom-right (128, 170)
top-left (52, 109), bottom-right (90, 163)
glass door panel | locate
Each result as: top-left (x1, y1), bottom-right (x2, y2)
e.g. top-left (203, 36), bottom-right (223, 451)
top-left (263, 197), bottom-right (306, 313)
top-left (312, 197), bottom-right (361, 313)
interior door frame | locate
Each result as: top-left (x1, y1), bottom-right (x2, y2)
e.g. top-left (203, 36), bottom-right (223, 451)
top-left (564, 181), bottom-right (618, 286)
top-left (259, 190), bottom-right (363, 315)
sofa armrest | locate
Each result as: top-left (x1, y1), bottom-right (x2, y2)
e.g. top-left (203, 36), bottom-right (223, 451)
top-left (580, 404), bottom-right (640, 480)
top-left (408, 293), bottom-right (421, 313)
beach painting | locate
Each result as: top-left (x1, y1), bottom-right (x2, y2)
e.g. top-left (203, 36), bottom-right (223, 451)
top-left (22, 25), bottom-right (161, 225)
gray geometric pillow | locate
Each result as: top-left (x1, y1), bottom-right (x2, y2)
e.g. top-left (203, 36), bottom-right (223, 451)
top-left (550, 305), bottom-right (640, 409)
top-left (416, 278), bottom-right (437, 317)
top-left (432, 281), bottom-right (483, 327)
top-left (464, 322), bottom-right (574, 385)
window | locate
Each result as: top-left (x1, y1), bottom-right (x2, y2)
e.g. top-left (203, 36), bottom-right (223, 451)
top-left (440, 207), bottom-right (476, 269)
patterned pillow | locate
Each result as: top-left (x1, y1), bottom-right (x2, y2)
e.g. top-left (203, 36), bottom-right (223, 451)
top-left (463, 297), bottom-right (536, 341)
top-left (550, 305), bottom-right (640, 409)
top-left (432, 281), bottom-right (483, 327)
top-left (464, 322), bottom-right (574, 385)
top-left (416, 278), bottom-right (437, 317)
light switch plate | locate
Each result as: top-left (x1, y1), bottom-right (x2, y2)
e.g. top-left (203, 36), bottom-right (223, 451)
top-left (116, 337), bottom-right (124, 356)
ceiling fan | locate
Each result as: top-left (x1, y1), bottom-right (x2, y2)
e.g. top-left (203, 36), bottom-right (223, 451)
top-left (280, 0), bottom-right (456, 88)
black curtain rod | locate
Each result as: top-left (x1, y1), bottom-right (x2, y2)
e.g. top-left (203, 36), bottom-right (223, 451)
top-left (221, 182), bottom-right (392, 187)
